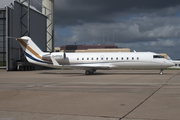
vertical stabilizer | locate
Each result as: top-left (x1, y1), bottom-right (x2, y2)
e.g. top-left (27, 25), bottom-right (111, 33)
top-left (16, 36), bottom-right (47, 65)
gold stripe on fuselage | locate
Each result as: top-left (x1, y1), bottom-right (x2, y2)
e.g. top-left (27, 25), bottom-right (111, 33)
top-left (17, 38), bottom-right (42, 59)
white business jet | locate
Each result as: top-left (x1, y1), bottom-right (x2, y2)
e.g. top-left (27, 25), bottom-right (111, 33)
top-left (16, 36), bottom-right (174, 75)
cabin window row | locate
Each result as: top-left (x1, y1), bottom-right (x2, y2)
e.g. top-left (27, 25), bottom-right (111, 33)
top-left (175, 64), bottom-right (180, 67)
top-left (77, 57), bottom-right (139, 60)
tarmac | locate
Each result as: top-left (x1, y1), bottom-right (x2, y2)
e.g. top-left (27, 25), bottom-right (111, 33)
top-left (0, 69), bottom-right (180, 120)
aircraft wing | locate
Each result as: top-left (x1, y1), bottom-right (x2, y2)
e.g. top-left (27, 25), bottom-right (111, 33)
top-left (50, 55), bottom-right (110, 70)
top-left (70, 63), bottom-right (110, 70)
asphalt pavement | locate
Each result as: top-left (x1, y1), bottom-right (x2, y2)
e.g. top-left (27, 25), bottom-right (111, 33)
top-left (0, 69), bottom-right (180, 120)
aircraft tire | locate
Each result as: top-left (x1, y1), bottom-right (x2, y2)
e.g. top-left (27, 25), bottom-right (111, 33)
top-left (85, 70), bottom-right (91, 75)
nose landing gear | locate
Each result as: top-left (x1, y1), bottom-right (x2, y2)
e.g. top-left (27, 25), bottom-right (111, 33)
top-left (159, 69), bottom-right (163, 75)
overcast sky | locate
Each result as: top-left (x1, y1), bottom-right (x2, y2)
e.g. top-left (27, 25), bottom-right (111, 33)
top-left (37, 0), bottom-right (180, 59)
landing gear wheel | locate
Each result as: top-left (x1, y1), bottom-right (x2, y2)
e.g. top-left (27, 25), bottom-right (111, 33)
top-left (85, 70), bottom-right (91, 75)
top-left (85, 69), bottom-right (97, 75)
top-left (159, 69), bottom-right (163, 75)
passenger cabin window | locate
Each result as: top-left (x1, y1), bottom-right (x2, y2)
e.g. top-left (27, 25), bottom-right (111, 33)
top-left (127, 57), bottom-right (129, 60)
top-left (96, 58), bottom-right (98, 60)
top-left (116, 57), bottom-right (118, 60)
top-left (106, 57), bottom-right (108, 60)
top-left (77, 58), bottom-right (79, 60)
top-left (132, 57), bottom-right (134, 60)
top-left (111, 57), bottom-right (113, 60)
top-left (87, 58), bottom-right (89, 60)
top-left (137, 57), bottom-right (139, 60)
top-left (82, 58), bottom-right (84, 60)
top-left (121, 57), bottom-right (123, 60)
top-left (153, 55), bottom-right (164, 58)
top-left (92, 58), bottom-right (93, 60)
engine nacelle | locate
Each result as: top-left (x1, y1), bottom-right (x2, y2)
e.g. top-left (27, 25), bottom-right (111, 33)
top-left (42, 52), bottom-right (66, 62)
top-left (51, 52), bottom-right (66, 61)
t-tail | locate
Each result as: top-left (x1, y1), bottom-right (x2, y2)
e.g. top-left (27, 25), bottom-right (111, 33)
top-left (16, 36), bottom-right (66, 67)
top-left (16, 36), bottom-right (53, 66)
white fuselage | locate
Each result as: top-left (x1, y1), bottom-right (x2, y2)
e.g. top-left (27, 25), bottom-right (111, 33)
top-left (170, 60), bottom-right (180, 69)
top-left (40, 52), bottom-right (174, 70)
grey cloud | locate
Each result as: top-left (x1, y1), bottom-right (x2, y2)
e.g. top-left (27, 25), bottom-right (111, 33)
top-left (117, 40), bottom-right (180, 59)
top-left (65, 16), bottom-right (180, 44)
top-left (150, 39), bottom-right (176, 47)
top-left (54, 0), bottom-right (180, 27)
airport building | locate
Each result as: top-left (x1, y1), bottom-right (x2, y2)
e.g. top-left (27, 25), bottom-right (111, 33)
top-left (54, 45), bottom-right (131, 53)
top-left (0, 0), bottom-right (54, 70)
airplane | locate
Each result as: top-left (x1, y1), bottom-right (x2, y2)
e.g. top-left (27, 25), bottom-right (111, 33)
top-left (16, 36), bottom-right (174, 75)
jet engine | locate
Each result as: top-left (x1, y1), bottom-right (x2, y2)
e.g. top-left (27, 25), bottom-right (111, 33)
top-left (51, 52), bottom-right (66, 61)
top-left (42, 52), bottom-right (66, 62)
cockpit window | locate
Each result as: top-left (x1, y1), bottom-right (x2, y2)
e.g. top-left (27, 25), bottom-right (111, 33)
top-left (153, 55), bottom-right (164, 58)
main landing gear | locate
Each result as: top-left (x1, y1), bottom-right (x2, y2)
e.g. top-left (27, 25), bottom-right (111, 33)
top-left (85, 69), bottom-right (96, 75)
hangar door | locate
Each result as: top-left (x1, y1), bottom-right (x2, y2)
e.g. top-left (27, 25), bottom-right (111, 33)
top-left (0, 10), bottom-right (6, 67)
top-left (6, 1), bottom-right (47, 70)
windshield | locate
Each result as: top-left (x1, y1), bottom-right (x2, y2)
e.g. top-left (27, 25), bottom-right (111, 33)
top-left (167, 56), bottom-right (172, 60)
top-left (153, 55), bottom-right (164, 58)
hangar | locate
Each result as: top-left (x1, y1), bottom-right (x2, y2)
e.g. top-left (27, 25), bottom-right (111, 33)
top-left (0, 0), bottom-right (54, 70)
